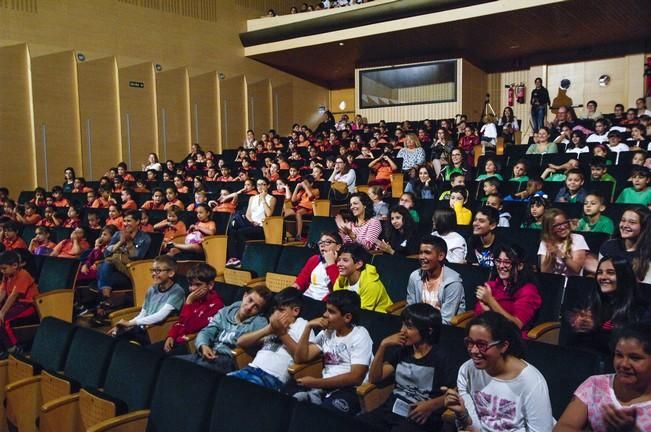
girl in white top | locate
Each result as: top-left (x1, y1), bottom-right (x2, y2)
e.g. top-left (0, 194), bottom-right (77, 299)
top-left (142, 153), bottom-right (162, 171)
top-left (432, 208), bottom-right (467, 264)
top-left (538, 208), bottom-right (589, 277)
top-left (444, 312), bottom-right (553, 432)
top-left (480, 114), bottom-right (498, 150)
top-left (328, 157), bottom-right (357, 193)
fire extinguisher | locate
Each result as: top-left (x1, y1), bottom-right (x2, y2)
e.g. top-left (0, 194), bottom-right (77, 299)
top-left (516, 82), bottom-right (526, 104)
top-left (507, 84), bottom-right (515, 106)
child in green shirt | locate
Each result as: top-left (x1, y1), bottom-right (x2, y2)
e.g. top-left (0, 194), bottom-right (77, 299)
top-left (616, 166), bottom-right (651, 205)
top-left (575, 191), bottom-right (614, 235)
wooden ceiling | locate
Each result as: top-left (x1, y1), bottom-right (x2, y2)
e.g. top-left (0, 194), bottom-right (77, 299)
top-left (247, 0), bottom-right (651, 89)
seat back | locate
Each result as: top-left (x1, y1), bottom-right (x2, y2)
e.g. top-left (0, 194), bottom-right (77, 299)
top-left (214, 282), bottom-right (244, 306)
top-left (37, 256), bottom-right (80, 293)
top-left (103, 340), bottom-right (164, 411)
top-left (27, 317), bottom-right (77, 374)
top-left (241, 243), bottom-right (283, 278)
top-left (300, 296), bottom-right (326, 320)
top-left (526, 341), bottom-right (606, 418)
top-left (146, 357), bottom-right (220, 432)
top-left (209, 376), bottom-right (294, 432)
top-left (288, 401), bottom-right (378, 432)
top-left (358, 309), bottom-right (402, 352)
top-left (439, 325), bottom-right (469, 372)
top-left (305, 216), bottom-right (338, 248)
top-left (275, 246), bottom-right (313, 276)
top-left (62, 327), bottom-right (117, 389)
top-left (202, 235), bottom-right (227, 275)
top-left (143, 232), bottom-right (164, 259)
top-left (126, 259), bottom-right (156, 308)
top-left (446, 263), bottom-right (490, 311)
top-left (533, 272), bottom-right (566, 326)
top-left (372, 254), bottom-right (420, 303)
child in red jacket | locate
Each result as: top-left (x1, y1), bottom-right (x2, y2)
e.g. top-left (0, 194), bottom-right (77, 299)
top-left (292, 232), bottom-right (341, 301)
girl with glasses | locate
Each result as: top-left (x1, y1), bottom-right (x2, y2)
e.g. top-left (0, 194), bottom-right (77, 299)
top-left (444, 312), bottom-right (553, 431)
top-left (474, 245), bottom-right (542, 338)
top-left (538, 208), bottom-right (589, 276)
top-left (292, 232), bottom-right (342, 301)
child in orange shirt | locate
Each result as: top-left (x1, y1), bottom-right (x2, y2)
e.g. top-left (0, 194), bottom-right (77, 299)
top-left (105, 204), bottom-right (124, 230)
top-left (186, 191), bottom-right (208, 212)
top-left (287, 166), bottom-right (302, 182)
top-left (139, 210), bottom-right (154, 233)
top-left (154, 205), bottom-right (187, 247)
top-left (173, 175), bottom-right (189, 194)
top-left (51, 227), bottom-right (90, 259)
top-left (210, 188), bottom-right (237, 214)
top-left (0, 251), bottom-right (38, 356)
top-left (284, 175), bottom-right (319, 241)
top-left (167, 204), bottom-right (216, 260)
top-left (28, 226), bottom-right (56, 255)
top-left (15, 203), bottom-right (41, 225)
top-left (120, 188), bottom-right (138, 210)
top-left (86, 211), bottom-right (102, 231)
top-left (63, 206), bottom-right (81, 228)
top-left (0, 221), bottom-right (26, 252)
top-left (92, 187), bottom-right (116, 209)
top-left (50, 186), bottom-right (70, 208)
top-left (141, 188), bottom-right (166, 211)
top-left (117, 163), bottom-right (135, 182)
top-left (36, 205), bottom-right (62, 228)
top-left (164, 188), bottom-right (185, 211)
top-left (30, 187), bottom-right (47, 208)
top-left (2, 201), bottom-right (17, 221)
top-left (72, 177), bottom-right (93, 193)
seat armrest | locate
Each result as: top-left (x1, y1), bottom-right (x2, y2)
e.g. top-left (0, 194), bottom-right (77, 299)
top-left (86, 409), bottom-right (150, 432)
top-left (386, 301), bottom-right (406, 315)
top-left (230, 347), bottom-right (253, 370)
top-left (288, 358), bottom-right (322, 379)
top-left (449, 311), bottom-right (475, 327)
top-left (527, 321), bottom-right (561, 341)
top-left (108, 307), bottom-right (141, 322)
top-left (356, 382), bottom-right (376, 397)
top-left (41, 392), bottom-right (80, 413)
top-left (5, 374), bottom-right (41, 392)
top-left (244, 277), bottom-right (266, 287)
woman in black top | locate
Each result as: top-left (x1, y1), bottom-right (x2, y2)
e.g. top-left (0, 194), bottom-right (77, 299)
top-left (530, 77), bottom-right (550, 132)
top-left (376, 206), bottom-right (420, 256)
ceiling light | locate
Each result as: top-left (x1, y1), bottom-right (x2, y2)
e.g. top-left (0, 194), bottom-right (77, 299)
top-left (338, 42), bottom-right (344, 46)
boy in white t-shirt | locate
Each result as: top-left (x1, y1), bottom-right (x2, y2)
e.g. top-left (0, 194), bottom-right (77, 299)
top-left (229, 287), bottom-right (313, 391)
top-left (288, 290), bottom-right (372, 415)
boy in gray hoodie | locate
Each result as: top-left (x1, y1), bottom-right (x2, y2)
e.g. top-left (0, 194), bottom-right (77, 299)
top-left (406, 235), bottom-right (466, 324)
top-left (180, 285), bottom-right (272, 373)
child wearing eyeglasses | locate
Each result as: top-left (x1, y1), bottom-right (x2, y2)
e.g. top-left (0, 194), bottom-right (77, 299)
top-left (293, 232), bottom-right (342, 301)
top-left (538, 208), bottom-right (589, 276)
top-left (107, 255), bottom-right (184, 345)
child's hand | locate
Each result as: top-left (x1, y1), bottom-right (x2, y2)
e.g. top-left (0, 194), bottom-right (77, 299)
top-left (408, 400), bottom-right (436, 425)
top-left (308, 317), bottom-right (328, 329)
top-left (476, 284), bottom-right (494, 306)
top-left (380, 332), bottom-right (406, 348)
top-left (296, 376), bottom-right (321, 388)
top-left (163, 337), bottom-right (175, 352)
top-left (200, 345), bottom-right (217, 360)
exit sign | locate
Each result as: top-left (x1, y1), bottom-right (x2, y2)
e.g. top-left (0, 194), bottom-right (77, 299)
top-left (129, 81), bottom-right (144, 88)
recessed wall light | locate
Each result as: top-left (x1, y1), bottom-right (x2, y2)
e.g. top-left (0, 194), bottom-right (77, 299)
top-left (338, 42), bottom-right (344, 46)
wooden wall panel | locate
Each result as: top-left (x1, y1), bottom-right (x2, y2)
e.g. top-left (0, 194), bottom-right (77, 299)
top-left (272, 83), bottom-right (293, 135)
top-left (190, 72), bottom-right (220, 153)
top-left (329, 88), bottom-right (355, 119)
top-left (461, 60), bottom-right (487, 122)
top-left (219, 75), bottom-right (246, 149)
top-left (157, 67), bottom-right (191, 162)
top-left (0, 43), bottom-right (36, 193)
top-left (119, 62), bottom-right (158, 170)
top-left (247, 79), bottom-right (272, 135)
top-left (31, 51), bottom-right (82, 189)
top-left (78, 56), bottom-right (122, 179)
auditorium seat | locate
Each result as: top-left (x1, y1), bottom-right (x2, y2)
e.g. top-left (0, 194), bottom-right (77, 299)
top-left (87, 357), bottom-right (221, 432)
top-left (246, 245), bottom-right (312, 292)
top-left (6, 327), bottom-right (117, 432)
top-left (224, 242), bottom-right (282, 286)
top-left (39, 339), bottom-right (164, 431)
top-left (209, 375), bottom-right (294, 432)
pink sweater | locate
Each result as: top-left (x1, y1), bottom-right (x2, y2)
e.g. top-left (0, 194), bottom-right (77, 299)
top-left (341, 218), bottom-right (382, 250)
